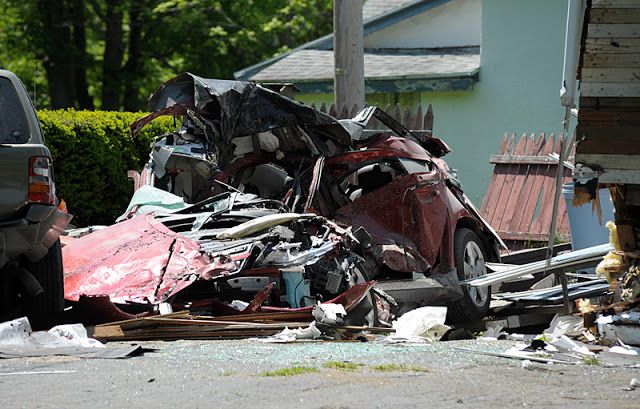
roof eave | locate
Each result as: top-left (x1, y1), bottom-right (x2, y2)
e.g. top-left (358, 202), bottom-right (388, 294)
top-left (253, 71), bottom-right (480, 94)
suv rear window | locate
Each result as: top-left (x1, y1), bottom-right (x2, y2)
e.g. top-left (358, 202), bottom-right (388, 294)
top-left (0, 77), bottom-right (29, 144)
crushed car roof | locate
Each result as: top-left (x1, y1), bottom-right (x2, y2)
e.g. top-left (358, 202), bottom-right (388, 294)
top-left (132, 72), bottom-right (352, 149)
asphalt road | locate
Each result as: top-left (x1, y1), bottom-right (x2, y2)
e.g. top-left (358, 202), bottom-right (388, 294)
top-left (0, 339), bottom-right (637, 409)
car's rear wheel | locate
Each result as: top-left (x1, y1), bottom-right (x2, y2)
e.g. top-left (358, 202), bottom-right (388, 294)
top-left (24, 239), bottom-right (64, 328)
top-left (447, 228), bottom-right (490, 323)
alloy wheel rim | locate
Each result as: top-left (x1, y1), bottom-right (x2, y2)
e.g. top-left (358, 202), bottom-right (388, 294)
top-left (463, 241), bottom-right (488, 307)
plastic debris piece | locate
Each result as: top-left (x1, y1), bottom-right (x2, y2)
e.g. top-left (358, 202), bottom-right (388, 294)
top-left (47, 324), bottom-right (105, 349)
top-left (0, 317), bottom-right (31, 346)
top-left (312, 303), bottom-right (347, 325)
top-left (231, 300), bottom-right (249, 311)
top-left (0, 317), bottom-right (141, 359)
top-left (158, 302), bottom-right (173, 315)
top-left (377, 306), bottom-right (451, 344)
top-left (544, 314), bottom-right (585, 339)
top-left (597, 313), bottom-right (640, 346)
top-left (485, 323), bottom-right (504, 338)
top-left (260, 322), bottom-right (322, 343)
top-left (551, 335), bottom-right (594, 356)
top-left (392, 306), bottom-right (449, 338)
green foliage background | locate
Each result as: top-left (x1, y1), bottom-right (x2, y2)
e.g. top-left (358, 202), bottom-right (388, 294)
top-left (0, 0), bottom-right (333, 110)
top-left (39, 110), bottom-right (175, 226)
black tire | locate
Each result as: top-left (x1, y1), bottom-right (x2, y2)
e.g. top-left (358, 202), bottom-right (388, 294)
top-left (447, 228), bottom-right (490, 323)
top-left (24, 239), bottom-right (64, 328)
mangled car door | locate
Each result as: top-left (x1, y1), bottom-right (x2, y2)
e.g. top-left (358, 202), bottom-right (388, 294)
top-left (332, 157), bottom-right (450, 274)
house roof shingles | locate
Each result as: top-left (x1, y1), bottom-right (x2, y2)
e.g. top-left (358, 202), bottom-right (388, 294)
top-left (234, 0), bottom-right (456, 81)
top-left (249, 49), bottom-right (480, 82)
top-left (363, 0), bottom-right (418, 21)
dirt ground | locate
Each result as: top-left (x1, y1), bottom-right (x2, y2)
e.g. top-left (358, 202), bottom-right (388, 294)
top-left (0, 338), bottom-right (638, 409)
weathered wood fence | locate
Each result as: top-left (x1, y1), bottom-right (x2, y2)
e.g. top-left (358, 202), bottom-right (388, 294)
top-left (310, 102), bottom-right (434, 132)
top-left (480, 133), bottom-right (576, 251)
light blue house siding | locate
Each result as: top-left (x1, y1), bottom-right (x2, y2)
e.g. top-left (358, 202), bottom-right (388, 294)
top-left (421, 0), bottom-right (568, 204)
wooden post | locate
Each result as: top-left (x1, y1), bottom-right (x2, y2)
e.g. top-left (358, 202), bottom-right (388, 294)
top-left (333, 0), bottom-right (365, 112)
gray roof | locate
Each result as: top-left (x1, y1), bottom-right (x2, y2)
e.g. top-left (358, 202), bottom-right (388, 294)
top-left (363, 0), bottom-right (417, 21)
top-left (249, 49), bottom-right (480, 82)
top-left (235, 0), bottom-right (453, 81)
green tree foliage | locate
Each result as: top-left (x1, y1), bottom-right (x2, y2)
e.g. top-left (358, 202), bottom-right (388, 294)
top-left (0, 1), bottom-right (49, 107)
top-left (39, 109), bottom-right (175, 226)
top-left (0, 0), bottom-right (332, 111)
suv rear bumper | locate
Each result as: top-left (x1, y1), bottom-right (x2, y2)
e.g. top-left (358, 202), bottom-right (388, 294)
top-left (0, 205), bottom-right (72, 269)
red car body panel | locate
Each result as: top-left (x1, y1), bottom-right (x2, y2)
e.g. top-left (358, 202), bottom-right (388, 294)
top-left (63, 214), bottom-right (216, 304)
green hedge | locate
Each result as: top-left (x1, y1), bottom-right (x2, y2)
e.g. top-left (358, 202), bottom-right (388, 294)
top-left (39, 110), bottom-right (176, 226)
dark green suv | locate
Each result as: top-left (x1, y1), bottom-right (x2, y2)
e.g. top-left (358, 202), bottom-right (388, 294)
top-left (0, 69), bottom-right (71, 324)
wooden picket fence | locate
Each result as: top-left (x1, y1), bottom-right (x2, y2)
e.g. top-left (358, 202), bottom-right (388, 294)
top-left (310, 102), bottom-right (434, 132)
top-left (480, 133), bottom-right (576, 251)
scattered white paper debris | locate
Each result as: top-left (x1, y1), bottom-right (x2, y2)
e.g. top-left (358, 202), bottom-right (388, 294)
top-left (48, 324), bottom-right (105, 349)
top-left (260, 322), bottom-right (322, 343)
top-left (392, 306), bottom-right (450, 339)
top-left (544, 314), bottom-right (584, 339)
top-left (377, 306), bottom-right (450, 344)
top-left (0, 317), bottom-right (105, 350)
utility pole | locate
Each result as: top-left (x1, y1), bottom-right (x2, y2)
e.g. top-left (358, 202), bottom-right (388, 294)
top-left (333, 0), bottom-right (365, 113)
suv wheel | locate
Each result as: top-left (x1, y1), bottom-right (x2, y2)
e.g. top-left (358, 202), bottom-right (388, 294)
top-left (447, 228), bottom-right (490, 323)
top-left (24, 239), bottom-right (64, 328)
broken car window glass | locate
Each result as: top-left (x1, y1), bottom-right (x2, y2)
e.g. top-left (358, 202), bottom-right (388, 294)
top-left (339, 160), bottom-right (406, 201)
top-left (398, 158), bottom-right (433, 174)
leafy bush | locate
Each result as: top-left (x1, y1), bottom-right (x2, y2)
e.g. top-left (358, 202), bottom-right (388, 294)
top-left (38, 109), bottom-right (175, 226)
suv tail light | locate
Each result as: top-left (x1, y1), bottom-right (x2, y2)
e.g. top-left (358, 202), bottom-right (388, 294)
top-left (28, 156), bottom-right (55, 205)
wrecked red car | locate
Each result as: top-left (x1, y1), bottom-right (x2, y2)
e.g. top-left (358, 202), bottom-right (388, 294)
top-left (64, 73), bottom-right (504, 324)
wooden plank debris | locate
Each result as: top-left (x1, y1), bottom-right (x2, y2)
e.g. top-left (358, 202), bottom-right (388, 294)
top-left (90, 313), bottom-right (393, 342)
top-left (582, 67), bottom-right (640, 82)
top-left (581, 82), bottom-right (640, 97)
top-left (583, 52), bottom-right (640, 68)
top-left (592, 0), bottom-right (640, 8)
top-left (590, 7), bottom-right (640, 23)
top-left (588, 23), bottom-right (640, 38)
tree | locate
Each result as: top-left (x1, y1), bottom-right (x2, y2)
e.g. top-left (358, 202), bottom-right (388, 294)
top-left (0, 0), bottom-right (333, 111)
top-left (0, 0), bottom-right (50, 108)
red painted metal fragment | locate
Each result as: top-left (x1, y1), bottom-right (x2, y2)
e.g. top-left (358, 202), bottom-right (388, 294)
top-left (242, 283), bottom-right (274, 314)
top-left (63, 214), bottom-right (216, 305)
